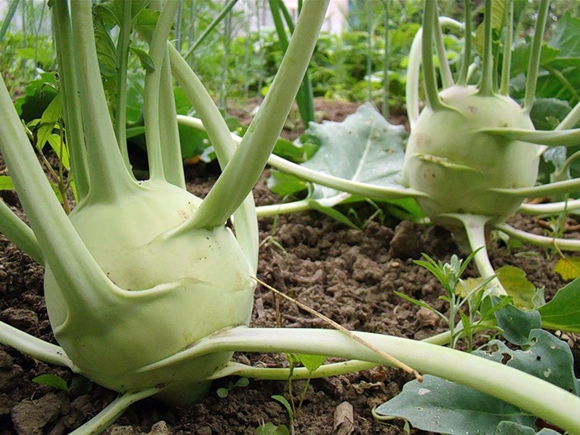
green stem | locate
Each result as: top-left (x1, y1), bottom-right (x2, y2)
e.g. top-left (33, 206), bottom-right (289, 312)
top-left (434, 6), bottom-right (453, 89)
top-left (158, 50), bottom-right (186, 189)
top-left (182, 0), bottom-right (238, 59)
top-left (52, 0), bottom-right (90, 201)
top-left (499, 0), bottom-right (513, 95)
top-left (257, 200), bottom-right (320, 217)
top-left (557, 99), bottom-right (580, 130)
top-left (478, 0), bottom-right (495, 96)
top-left (0, 74), bottom-right (120, 318)
top-left (518, 199), bottom-right (580, 215)
top-left (441, 214), bottom-right (506, 296)
top-left (493, 177), bottom-right (580, 198)
top-left (143, 0), bottom-right (180, 182)
top-left (523, 0), bottom-right (549, 114)
top-left (141, 326), bottom-right (580, 434)
top-left (480, 127), bottom-right (580, 148)
top-left (187, 0), bottom-right (330, 229)
top-left (495, 222), bottom-right (580, 251)
top-left (382, 0), bottom-right (390, 118)
top-left (176, 115), bottom-right (427, 201)
top-left (212, 360), bottom-right (378, 382)
top-left (0, 320), bottom-right (74, 369)
top-left (0, 0), bottom-right (19, 43)
top-left (169, 50), bottom-right (259, 271)
top-left (113, 0), bottom-right (132, 170)
top-left (0, 200), bottom-right (43, 264)
top-left (457, 0), bottom-right (472, 86)
top-left (70, 0), bottom-right (136, 203)
top-left (422, 0), bottom-right (446, 111)
top-left (69, 388), bottom-right (162, 435)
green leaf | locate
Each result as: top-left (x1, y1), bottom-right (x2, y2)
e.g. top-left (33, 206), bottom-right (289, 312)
top-left (14, 72), bottom-right (59, 122)
top-left (483, 330), bottom-right (578, 395)
top-left (273, 138), bottom-right (318, 163)
top-left (376, 329), bottom-right (578, 434)
top-left (36, 92), bottom-right (63, 150)
top-left (129, 46), bottom-right (156, 72)
top-left (303, 103), bottom-right (407, 201)
top-left (554, 257), bottom-right (580, 281)
top-left (0, 175), bottom-right (14, 191)
top-left (375, 375), bottom-right (535, 434)
top-left (32, 374), bottom-right (69, 392)
top-left (255, 422), bottom-right (290, 435)
top-left (494, 421), bottom-right (560, 435)
top-left (267, 170), bottom-right (309, 197)
top-left (46, 134), bottom-right (70, 170)
top-left (538, 278), bottom-right (580, 332)
top-left (494, 301), bottom-right (541, 346)
top-left (298, 354), bottom-right (326, 372)
top-left (272, 395), bottom-right (293, 419)
top-left (496, 266), bottom-right (536, 309)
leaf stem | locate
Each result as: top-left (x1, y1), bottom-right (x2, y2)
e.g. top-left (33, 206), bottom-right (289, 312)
top-left (187, 0), bottom-right (330, 229)
top-left (143, 326), bottom-right (580, 434)
top-left (523, 0), bottom-right (550, 114)
top-left (52, 0), bottom-right (90, 201)
top-left (143, 0), bottom-right (180, 182)
top-left (478, 0), bottom-right (495, 96)
top-left (457, 0), bottom-right (472, 86)
top-left (421, 0), bottom-right (445, 111)
top-left (70, 0), bottom-right (136, 203)
top-left (499, 0), bottom-right (514, 95)
top-left (113, 0), bottom-right (132, 170)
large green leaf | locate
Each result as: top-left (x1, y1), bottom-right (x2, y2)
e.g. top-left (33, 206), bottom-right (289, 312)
top-left (300, 102), bottom-right (407, 200)
top-left (375, 375), bottom-right (535, 434)
top-left (538, 278), bottom-right (580, 332)
top-left (375, 329), bottom-right (578, 434)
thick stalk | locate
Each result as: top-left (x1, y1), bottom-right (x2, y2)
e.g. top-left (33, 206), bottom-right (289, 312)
top-left (382, 0), bottom-right (390, 118)
top-left (169, 48), bottom-right (259, 270)
top-left (441, 214), bottom-right (506, 296)
top-left (0, 74), bottom-right (120, 322)
top-left (143, 0), bottom-right (180, 182)
top-left (495, 222), bottom-right (580, 251)
top-left (52, 0), bottom-right (90, 201)
top-left (499, 0), bottom-right (513, 96)
top-left (0, 200), bottom-right (43, 264)
top-left (557, 99), bottom-right (580, 130)
top-left (158, 50), bottom-right (186, 189)
top-left (140, 327), bottom-right (580, 434)
top-left (457, 0), bottom-right (472, 86)
top-left (70, 0), bottom-right (137, 203)
top-left (421, 0), bottom-right (446, 111)
top-left (113, 0), bottom-right (133, 170)
top-left (493, 178), bottom-right (580, 199)
top-left (518, 199), bottom-right (580, 215)
top-left (434, 6), bottom-right (453, 89)
top-left (480, 126), bottom-right (580, 148)
top-left (0, 320), bottom-right (73, 369)
top-left (69, 388), bottom-right (162, 435)
top-left (478, 0), bottom-right (495, 96)
top-left (523, 0), bottom-right (549, 114)
top-left (187, 0), bottom-right (330, 229)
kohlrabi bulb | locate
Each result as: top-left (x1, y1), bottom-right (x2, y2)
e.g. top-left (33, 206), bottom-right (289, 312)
top-left (43, 180), bottom-right (256, 403)
top-left (401, 85), bottom-right (540, 221)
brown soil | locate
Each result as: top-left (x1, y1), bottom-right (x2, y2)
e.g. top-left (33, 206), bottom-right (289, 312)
top-left (0, 100), bottom-right (573, 435)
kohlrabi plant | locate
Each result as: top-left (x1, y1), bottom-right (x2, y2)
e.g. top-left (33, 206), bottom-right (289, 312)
top-left (1, 1), bottom-right (580, 434)
top-left (203, 0), bottom-right (580, 299)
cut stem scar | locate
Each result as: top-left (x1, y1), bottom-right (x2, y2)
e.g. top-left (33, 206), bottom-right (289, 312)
top-left (255, 277), bottom-right (423, 382)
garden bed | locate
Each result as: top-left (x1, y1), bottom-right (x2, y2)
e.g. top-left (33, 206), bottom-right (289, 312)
top-left (0, 120), bottom-right (572, 434)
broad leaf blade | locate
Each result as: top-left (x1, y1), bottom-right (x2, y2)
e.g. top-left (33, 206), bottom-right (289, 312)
top-left (375, 375), bottom-right (535, 434)
top-left (303, 102), bottom-right (407, 200)
top-left (538, 278), bottom-right (580, 332)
